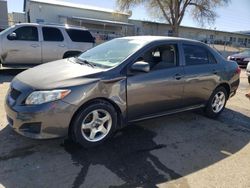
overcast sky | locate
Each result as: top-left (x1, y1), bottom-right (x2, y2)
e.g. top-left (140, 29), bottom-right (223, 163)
top-left (6, 0), bottom-right (250, 32)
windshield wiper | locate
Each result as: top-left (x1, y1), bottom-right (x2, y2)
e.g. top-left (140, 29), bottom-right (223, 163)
top-left (75, 57), bottom-right (95, 68)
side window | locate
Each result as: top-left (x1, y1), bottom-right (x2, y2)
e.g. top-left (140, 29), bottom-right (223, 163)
top-left (136, 44), bottom-right (178, 70)
top-left (66, 29), bottom-right (94, 43)
top-left (42, 27), bottom-right (64, 41)
top-left (208, 51), bottom-right (217, 64)
top-left (183, 44), bottom-right (209, 65)
top-left (11, 26), bottom-right (38, 41)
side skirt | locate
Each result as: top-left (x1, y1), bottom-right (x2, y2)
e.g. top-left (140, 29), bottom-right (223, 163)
top-left (128, 104), bottom-right (205, 123)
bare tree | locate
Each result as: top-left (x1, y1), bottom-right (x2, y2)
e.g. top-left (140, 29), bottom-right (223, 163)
top-left (117, 0), bottom-right (230, 36)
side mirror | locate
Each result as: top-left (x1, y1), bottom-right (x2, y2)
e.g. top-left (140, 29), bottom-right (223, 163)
top-left (131, 61), bottom-right (150, 73)
top-left (7, 32), bottom-right (17, 40)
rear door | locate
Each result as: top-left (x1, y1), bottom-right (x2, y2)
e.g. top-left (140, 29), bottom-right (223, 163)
top-left (41, 27), bottom-right (67, 63)
top-left (65, 29), bottom-right (95, 52)
top-left (2, 26), bottom-right (41, 64)
top-left (181, 43), bottom-right (221, 106)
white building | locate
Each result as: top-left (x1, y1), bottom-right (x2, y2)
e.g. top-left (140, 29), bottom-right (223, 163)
top-left (23, 0), bottom-right (133, 42)
top-left (0, 0), bottom-right (8, 30)
top-left (129, 20), bottom-right (250, 47)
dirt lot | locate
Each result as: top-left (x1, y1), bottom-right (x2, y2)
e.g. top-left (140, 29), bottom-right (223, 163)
top-left (0, 69), bottom-right (250, 188)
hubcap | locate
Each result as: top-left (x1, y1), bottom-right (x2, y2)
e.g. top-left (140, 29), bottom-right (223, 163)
top-left (81, 109), bottom-right (112, 142)
top-left (211, 91), bottom-right (226, 113)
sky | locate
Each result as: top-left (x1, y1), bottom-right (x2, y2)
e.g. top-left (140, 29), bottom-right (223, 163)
top-left (5, 0), bottom-right (250, 32)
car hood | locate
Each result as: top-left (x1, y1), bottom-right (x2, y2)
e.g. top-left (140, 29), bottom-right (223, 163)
top-left (15, 58), bottom-right (104, 89)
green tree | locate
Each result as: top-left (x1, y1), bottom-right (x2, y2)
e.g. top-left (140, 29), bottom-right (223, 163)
top-left (117, 0), bottom-right (230, 36)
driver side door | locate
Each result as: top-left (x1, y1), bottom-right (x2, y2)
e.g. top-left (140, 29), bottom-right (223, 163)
top-left (126, 42), bottom-right (185, 121)
top-left (2, 26), bottom-right (42, 64)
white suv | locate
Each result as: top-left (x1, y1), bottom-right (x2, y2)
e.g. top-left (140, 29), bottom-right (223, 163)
top-left (0, 23), bottom-right (95, 66)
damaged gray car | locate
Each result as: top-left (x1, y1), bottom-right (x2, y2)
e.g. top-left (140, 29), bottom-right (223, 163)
top-left (5, 36), bottom-right (240, 147)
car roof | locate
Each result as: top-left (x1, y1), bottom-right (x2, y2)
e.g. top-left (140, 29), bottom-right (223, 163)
top-left (14, 23), bottom-right (89, 31)
top-left (121, 35), bottom-right (204, 44)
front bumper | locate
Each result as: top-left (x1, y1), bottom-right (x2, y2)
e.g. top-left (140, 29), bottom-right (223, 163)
top-left (5, 80), bottom-right (77, 139)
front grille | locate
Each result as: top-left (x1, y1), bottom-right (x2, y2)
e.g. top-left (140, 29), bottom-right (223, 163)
top-left (10, 88), bottom-right (21, 100)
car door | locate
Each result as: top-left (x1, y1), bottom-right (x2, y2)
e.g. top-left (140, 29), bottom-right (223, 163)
top-left (41, 27), bottom-right (67, 63)
top-left (127, 42), bottom-right (185, 121)
top-left (2, 26), bottom-right (42, 64)
top-left (181, 43), bottom-right (221, 107)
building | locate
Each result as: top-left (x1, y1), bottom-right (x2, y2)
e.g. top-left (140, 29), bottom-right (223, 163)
top-left (8, 12), bottom-right (26, 26)
top-left (7, 0), bottom-right (250, 47)
top-left (129, 20), bottom-right (250, 47)
top-left (22, 0), bottom-right (133, 43)
top-left (0, 0), bottom-right (8, 30)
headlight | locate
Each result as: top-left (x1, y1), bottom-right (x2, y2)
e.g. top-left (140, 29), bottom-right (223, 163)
top-left (227, 56), bottom-right (231, 60)
top-left (25, 89), bottom-right (71, 105)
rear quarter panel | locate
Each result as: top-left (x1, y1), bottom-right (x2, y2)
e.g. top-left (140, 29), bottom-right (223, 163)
top-left (220, 60), bottom-right (240, 93)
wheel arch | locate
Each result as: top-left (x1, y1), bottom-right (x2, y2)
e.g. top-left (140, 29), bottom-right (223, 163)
top-left (68, 97), bottom-right (124, 138)
top-left (215, 82), bottom-right (231, 99)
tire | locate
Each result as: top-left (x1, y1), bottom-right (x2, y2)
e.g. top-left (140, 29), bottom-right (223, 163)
top-left (71, 100), bottom-right (117, 148)
top-left (248, 76), bottom-right (250, 84)
top-left (205, 86), bottom-right (228, 118)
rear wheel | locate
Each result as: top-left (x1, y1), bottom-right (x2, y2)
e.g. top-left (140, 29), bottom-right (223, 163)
top-left (248, 76), bottom-right (250, 84)
top-left (205, 87), bottom-right (228, 118)
top-left (71, 101), bottom-right (117, 148)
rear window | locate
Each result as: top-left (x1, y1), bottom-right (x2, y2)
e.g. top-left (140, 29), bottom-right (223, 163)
top-left (66, 29), bottom-right (94, 43)
top-left (183, 44), bottom-right (209, 65)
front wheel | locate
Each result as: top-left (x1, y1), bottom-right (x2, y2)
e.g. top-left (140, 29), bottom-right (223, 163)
top-left (248, 76), bottom-right (250, 84)
top-left (205, 87), bottom-right (228, 118)
top-left (72, 101), bottom-right (117, 148)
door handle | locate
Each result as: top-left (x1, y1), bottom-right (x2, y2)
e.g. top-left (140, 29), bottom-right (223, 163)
top-left (58, 44), bottom-right (65, 47)
top-left (30, 44), bottom-right (39, 48)
top-left (174, 74), bottom-right (182, 80)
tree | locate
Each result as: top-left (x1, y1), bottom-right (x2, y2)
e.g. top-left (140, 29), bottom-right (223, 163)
top-left (117, 0), bottom-right (230, 36)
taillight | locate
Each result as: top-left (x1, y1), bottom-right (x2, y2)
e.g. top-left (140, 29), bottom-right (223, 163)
top-left (236, 66), bottom-right (241, 74)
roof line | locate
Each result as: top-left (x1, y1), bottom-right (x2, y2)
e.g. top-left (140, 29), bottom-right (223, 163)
top-left (28, 0), bottom-right (130, 16)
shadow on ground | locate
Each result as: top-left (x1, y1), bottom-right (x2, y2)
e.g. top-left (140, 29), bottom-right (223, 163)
top-left (0, 110), bottom-right (250, 187)
top-left (0, 69), bottom-right (24, 83)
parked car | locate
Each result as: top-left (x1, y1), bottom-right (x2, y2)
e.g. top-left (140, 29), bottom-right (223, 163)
top-left (227, 49), bottom-right (250, 67)
top-left (246, 60), bottom-right (250, 84)
top-left (0, 23), bottom-right (95, 66)
top-left (5, 36), bottom-right (240, 147)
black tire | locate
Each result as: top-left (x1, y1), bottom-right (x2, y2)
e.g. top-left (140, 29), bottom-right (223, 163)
top-left (205, 86), bottom-right (228, 118)
top-left (71, 100), bottom-right (117, 148)
top-left (248, 76), bottom-right (250, 84)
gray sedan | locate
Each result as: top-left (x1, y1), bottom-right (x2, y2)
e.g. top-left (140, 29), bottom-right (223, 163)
top-left (5, 36), bottom-right (240, 147)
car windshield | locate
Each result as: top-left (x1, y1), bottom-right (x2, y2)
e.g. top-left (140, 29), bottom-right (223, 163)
top-left (78, 38), bottom-right (147, 68)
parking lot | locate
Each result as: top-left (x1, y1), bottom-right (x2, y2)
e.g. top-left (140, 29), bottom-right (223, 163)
top-left (0, 69), bottom-right (250, 188)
